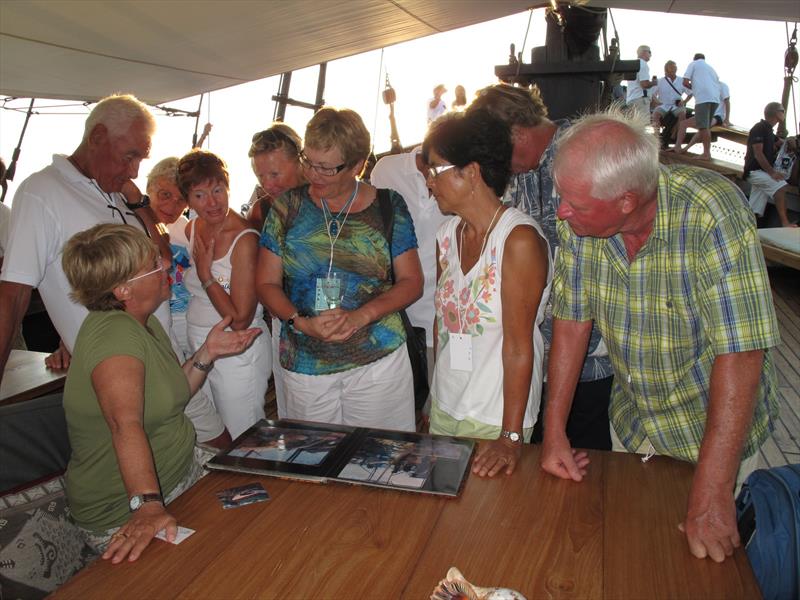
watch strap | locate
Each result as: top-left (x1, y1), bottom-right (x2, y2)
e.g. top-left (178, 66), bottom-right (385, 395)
top-left (129, 492), bottom-right (163, 512)
top-left (125, 194), bottom-right (151, 210)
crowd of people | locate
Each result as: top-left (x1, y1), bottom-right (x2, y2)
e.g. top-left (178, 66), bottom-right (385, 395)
top-left (0, 75), bottom-right (785, 570)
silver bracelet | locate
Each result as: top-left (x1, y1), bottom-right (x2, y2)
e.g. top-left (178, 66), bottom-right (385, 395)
top-left (192, 360), bottom-right (213, 372)
top-left (201, 279), bottom-right (215, 291)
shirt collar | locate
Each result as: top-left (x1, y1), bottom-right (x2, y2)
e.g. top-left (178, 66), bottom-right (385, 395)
top-left (649, 166), bottom-right (672, 245)
top-left (52, 153), bottom-right (93, 184)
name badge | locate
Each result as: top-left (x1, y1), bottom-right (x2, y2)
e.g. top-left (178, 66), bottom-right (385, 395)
top-left (314, 276), bottom-right (344, 312)
top-left (449, 333), bottom-right (473, 371)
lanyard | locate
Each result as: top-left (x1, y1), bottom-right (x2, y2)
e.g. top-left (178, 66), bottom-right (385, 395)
top-left (320, 180), bottom-right (359, 276)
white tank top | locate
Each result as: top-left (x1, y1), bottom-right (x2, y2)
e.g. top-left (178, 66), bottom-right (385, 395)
top-left (184, 219), bottom-right (262, 328)
top-left (432, 208), bottom-right (552, 428)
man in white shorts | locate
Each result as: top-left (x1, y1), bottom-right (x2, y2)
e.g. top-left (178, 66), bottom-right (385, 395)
top-left (745, 102), bottom-right (796, 227)
top-left (625, 45), bottom-right (657, 118)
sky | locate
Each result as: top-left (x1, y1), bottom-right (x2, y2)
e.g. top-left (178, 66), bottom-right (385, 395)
top-left (1, 7), bottom-right (798, 208)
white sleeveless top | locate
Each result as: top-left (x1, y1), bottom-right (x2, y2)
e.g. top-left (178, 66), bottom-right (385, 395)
top-left (432, 208), bottom-right (552, 428)
top-left (184, 219), bottom-right (262, 328)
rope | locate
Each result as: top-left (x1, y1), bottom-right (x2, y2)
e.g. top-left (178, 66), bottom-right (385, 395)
top-left (371, 48), bottom-right (385, 155)
top-left (514, 8), bottom-right (535, 81)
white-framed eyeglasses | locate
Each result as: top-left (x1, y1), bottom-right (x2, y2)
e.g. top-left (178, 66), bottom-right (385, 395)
top-left (426, 164), bottom-right (456, 180)
top-left (127, 261), bottom-right (165, 283)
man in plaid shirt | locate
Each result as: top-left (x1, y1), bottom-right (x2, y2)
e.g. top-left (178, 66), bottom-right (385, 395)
top-left (541, 108), bottom-right (780, 564)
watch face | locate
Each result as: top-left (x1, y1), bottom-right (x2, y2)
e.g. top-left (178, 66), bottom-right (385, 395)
top-left (509, 432), bottom-right (521, 442)
top-left (129, 495), bottom-right (142, 511)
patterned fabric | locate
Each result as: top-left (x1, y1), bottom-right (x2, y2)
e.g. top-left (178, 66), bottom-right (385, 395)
top-left (503, 119), bottom-right (614, 382)
top-left (552, 165), bottom-right (781, 463)
top-left (260, 185), bottom-right (418, 375)
top-left (166, 218), bottom-right (192, 314)
top-left (432, 209), bottom-right (551, 429)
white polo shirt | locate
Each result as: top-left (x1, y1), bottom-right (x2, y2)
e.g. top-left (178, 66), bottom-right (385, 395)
top-left (1, 154), bottom-right (169, 352)
top-left (626, 58), bottom-right (651, 103)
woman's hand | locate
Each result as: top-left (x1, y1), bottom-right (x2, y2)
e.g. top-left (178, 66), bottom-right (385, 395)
top-left (45, 339), bottom-right (71, 370)
top-left (296, 311), bottom-right (351, 341)
top-left (192, 233), bottom-right (215, 284)
top-left (102, 502), bottom-right (176, 564)
top-left (471, 437), bottom-right (523, 478)
top-left (317, 308), bottom-right (370, 341)
top-left (202, 316), bottom-right (261, 361)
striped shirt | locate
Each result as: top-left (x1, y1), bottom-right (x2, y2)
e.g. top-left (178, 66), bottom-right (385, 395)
top-left (552, 165), bottom-right (780, 463)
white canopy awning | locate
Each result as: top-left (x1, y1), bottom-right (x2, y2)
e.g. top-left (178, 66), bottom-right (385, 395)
top-left (1, 0), bottom-right (798, 105)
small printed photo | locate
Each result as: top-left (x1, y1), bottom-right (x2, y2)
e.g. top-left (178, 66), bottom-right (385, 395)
top-left (216, 483), bottom-right (270, 509)
top-left (228, 424), bottom-right (348, 466)
top-left (338, 437), bottom-right (437, 490)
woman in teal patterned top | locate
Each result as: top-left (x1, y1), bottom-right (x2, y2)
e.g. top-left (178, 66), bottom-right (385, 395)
top-left (256, 107), bottom-right (423, 431)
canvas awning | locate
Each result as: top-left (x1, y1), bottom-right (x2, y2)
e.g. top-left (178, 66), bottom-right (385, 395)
top-left (1, 0), bottom-right (797, 105)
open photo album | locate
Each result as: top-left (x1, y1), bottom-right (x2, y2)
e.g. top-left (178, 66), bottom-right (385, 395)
top-left (207, 419), bottom-right (475, 497)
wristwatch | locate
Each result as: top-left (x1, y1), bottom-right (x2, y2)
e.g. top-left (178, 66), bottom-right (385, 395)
top-left (287, 311), bottom-right (305, 335)
top-left (500, 429), bottom-right (522, 444)
top-left (125, 194), bottom-right (151, 210)
top-left (129, 492), bottom-right (163, 512)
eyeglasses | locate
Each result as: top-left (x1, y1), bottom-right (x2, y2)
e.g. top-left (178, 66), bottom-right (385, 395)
top-left (127, 260), bottom-right (165, 283)
top-left (425, 164), bottom-right (456, 180)
top-left (298, 152), bottom-right (347, 177)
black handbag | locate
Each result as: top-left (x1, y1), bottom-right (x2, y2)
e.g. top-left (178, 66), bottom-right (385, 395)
top-left (377, 189), bottom-right (430, 410)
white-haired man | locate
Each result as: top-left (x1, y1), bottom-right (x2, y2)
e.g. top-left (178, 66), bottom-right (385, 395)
top-left (626, 45), bottom-right (657, 117)
top-left (541, 108), bottom-right (780, 564)
top-left (0, 94), bottom-right (229, 447)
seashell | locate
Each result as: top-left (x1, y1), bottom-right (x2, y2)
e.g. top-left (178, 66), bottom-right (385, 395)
top-left (430, 567), bottom-right (527, 600)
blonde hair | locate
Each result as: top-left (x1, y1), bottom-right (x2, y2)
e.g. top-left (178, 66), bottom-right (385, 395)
top-left (468, 83), bottom-right (548, 128)
top-left (62, 224), bottom-right (156, 311)
top-left (249, 123), bottom-right (302, 158)
top-left (304, 107), bottom-right (370, 166)
top-left (146, 156), bottom-right (179, 193)
top-left (83, 94), bottom-right (155, 142)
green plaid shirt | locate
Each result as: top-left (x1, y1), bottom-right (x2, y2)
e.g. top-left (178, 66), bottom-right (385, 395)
top-left (553, 165), bottom-right (780, 463)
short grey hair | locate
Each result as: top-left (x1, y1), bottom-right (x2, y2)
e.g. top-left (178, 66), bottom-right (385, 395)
top-left (637, 45), bottom-right (651, 57)
top-left (553, 106), bottom-right (660, 201)
top-left (146, 157), bottom-right (179, 193)
top-left (764, 102), bottom-right (785, 119)
top-left (83, 94), bottom-right (155, 142)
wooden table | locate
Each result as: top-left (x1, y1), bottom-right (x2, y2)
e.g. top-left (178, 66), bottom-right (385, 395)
top-left (53, 448), bottom-right (760, 599)
top-left (0, 349), bottom-right (66, 405)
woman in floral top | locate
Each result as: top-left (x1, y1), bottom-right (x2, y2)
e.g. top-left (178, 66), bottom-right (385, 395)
top-left (423, 111), bottom-right (552, 477)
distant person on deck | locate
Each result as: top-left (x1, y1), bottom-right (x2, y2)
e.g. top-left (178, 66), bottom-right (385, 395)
top-left (745, 102), bottom-right (797, 227)
top-left (541, 107), bottom-right (780, 565)
top-left (651, 60), bottom-right (691, 145)
top-left (673, 81), bottom-right (730, 156)
top-left (451, 85), bottom-right (468, 112)
top-left (427, 84), bottom-right (447, 125)
top-left (626, 45), bottom-right (657, 118)
top-left (677, 53), bottom-right (720, 159)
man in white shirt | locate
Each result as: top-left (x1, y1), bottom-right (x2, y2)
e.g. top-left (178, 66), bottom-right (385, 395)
top-left (652, 60), bottom-right (691, 129)
top-left (673, 80), bottom-right (731, 157)
top-left (680, 53), bottom-right (721, 159)
top-left (626, 45), bottom-right (657, 117)
top-left (371, 147), bottom-right (449, 377)
top-left (0, 94), bottom-right (229, 446)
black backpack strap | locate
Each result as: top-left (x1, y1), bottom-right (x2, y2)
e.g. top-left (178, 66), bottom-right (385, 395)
top-left (377, 189), bottom-right (396, 283)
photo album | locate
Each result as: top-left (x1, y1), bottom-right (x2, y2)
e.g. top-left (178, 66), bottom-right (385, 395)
top-left (207, 419), bottom-right (475, 497)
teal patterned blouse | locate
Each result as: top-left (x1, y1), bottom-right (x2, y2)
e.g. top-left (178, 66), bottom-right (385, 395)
top-left (260, 185), bottom-right (418, 375)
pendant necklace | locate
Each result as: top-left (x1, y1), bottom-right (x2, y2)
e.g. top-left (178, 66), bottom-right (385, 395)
top-left (321, 180), bottom-right (360, 238)
top-left (321, 180), bottom-right (360, 275)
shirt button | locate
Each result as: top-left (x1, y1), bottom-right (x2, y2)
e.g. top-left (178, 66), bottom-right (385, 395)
top-left (627, 374), bottom-right (632, 384)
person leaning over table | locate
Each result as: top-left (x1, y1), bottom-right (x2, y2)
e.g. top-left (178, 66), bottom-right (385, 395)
top-left (178, 150), bottom-right (272, 439)
top-left (423, 110), bottom-right (552, 478)
top-left (256, 107), bottom-right (423, 431)
top-left (540, 107), bottom-right (780, 563)
top-left (61, 224), bottom-right (260, 563)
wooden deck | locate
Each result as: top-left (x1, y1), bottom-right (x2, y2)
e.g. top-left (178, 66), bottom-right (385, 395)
top-left (760, 265), bottom-right (800, 468)
top-left (263, 266), bottom-right (799, 467)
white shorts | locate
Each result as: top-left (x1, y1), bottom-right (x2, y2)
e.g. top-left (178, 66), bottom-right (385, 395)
top-left (747, 169), bottom-right (789, 216)
top-left (187, 319), bottom-right (271, 440)
top-left (168, 316), bottom-right (225, 443)
top-left (282, 344), bottom-right (415, 432)
top-left (271, 316), bottom-right (288, 419)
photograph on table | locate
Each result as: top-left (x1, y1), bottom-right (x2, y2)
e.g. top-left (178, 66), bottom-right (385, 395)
top-left (208, 419), bottom-right (475, 496)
